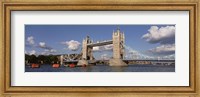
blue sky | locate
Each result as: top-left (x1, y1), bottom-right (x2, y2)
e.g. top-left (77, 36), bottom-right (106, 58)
top-left (25, 25), bottom-right (175, 60)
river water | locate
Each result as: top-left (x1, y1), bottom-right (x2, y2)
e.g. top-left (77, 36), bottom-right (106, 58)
top-left (25, 64), bottom-right (175, 72)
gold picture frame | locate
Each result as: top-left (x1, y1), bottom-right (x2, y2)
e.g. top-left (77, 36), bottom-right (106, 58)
top-left (0, 0), bottom-right (199, 97)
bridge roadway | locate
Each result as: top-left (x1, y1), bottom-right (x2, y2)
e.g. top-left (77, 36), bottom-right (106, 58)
top-left (87, 40), bottom-right (113, 47)
top-left (63, 60), bottom-right (175, 66)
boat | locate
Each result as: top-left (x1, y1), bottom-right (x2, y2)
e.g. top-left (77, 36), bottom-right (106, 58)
top-left (69, 64), bottom-right (75, 68)
top-left (52, 64), bottom-right (60, 68)
top-left (31, 64), bottom-right (40, 68)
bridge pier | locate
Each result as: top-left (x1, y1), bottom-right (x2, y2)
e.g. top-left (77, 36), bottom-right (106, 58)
top-left (109, 58), bottom-right (127, 66)
top-left (77, 60), bottom-right (89, 66)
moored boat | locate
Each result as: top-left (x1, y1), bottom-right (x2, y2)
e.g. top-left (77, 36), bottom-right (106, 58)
top-left (69, 64), bottom-right (75, 68)
top-left (52, 64), bottom-right (60, 68)
top-left (31, 64), bottom-right (40, 68)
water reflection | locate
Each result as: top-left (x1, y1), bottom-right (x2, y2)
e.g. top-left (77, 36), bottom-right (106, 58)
top-left (111, 66), bottom-right (125, 72)
top-left (25, 64), bottom-right (175, 72)
top-left (82, 66), bottom-right (92, 72)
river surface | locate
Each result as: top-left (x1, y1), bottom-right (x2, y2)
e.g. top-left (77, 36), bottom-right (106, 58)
top-left (25, 64), bottom-right (175, 72)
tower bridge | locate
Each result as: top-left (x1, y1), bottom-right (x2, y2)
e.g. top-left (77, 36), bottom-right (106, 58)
top-left (77, 27), bottom-right (127, 66)
top-left (59, 27), bottom-right (127, 66)
top-left (59, 27), bottom-right (175, 66)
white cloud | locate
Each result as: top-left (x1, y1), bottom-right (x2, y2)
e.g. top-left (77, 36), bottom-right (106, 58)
top-left (46, 49), bottom-right (57, 53)
top-left (93, 46), bottom-right (100, 51)
top-left (29, 50), bottom-right (36, 55)
top-left (163, 54), bottom-right (175, 59)
top-left (41, 49), bottom-right (57, 55)
top-left (45, 49), bottom-right (57, 53)
top-left (39, 42), bottom-right (46, 48)
top-left (93, 44), bottom-right (113, 52)
top-left (27, 36), bottom-right (35, 45)
top-left (104, 44), bottom-right (113, 50)
top-left (148, 44), bottom-right (175, 55)
top-left (25, 50), bottom-right (37, 55)
top-left (38, 42), bottom-right (57, 55)
top-left (100, 54), bottom-right (110, 60)
top-left (142, 26), bottom-right (175, 44)
top-left (123, 44), bottom-right (175, 60)
top-left (124, 44), bottom-right (158, 60)
top-left (141, 26), bottom-right (176, 57)
top-left (41, 51), bottom-right (48, 55)
top-left (25, 50), bottom-right (27, 54)
top-left (38, 42), bottom-right (52, 50)
top-left (50, 49), bottom-right (57, 53)
top-left (44, 49), bottom-right (49, 52)
top-left (62, 40), bottom-right (81, 51)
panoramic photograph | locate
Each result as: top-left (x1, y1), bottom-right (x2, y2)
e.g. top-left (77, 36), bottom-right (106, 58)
top-left (25, 25), bottom-right (175, 72)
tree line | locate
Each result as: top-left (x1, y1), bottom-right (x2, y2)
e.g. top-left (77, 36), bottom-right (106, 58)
top-left (25, 54), bottom-right (59, 64)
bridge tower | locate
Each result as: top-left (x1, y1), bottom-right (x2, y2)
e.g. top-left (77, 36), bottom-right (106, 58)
top-left (77, 36), bottom-right (92, 65)
top-left (109, 27), bottom-right (127, 66)
top-left (82, 36), bottom-right (93, 60)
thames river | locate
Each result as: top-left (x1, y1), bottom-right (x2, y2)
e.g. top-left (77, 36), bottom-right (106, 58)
top-left (25, 64), bottom-right (175, 72)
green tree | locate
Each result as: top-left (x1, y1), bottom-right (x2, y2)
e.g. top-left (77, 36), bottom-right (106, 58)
top-left (29, 55), bottom-right (37, 63)
top-left (49, 55), bottom-right (58, 64)
top-left (37, 55), bottom-right (46, 64)
top-left (25, 54), bottom-right (31, 64)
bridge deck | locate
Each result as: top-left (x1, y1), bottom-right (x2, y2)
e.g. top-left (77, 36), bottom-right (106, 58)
top-left (87, 40), bottom-right (113, 47)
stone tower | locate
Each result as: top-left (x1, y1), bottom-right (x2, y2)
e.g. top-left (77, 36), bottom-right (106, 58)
top-left (82, 36), bottom-right (93, 60)
top-left (109, 27), bottom-right (127, 66)
top-left (77, 36), bottom-right (92, 65)
top-left (82, 36), bottom-right (89, 60)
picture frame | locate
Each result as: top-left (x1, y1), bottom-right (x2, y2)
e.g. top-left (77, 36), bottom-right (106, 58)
top-left (0, 0), bottom-right (199, 97)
